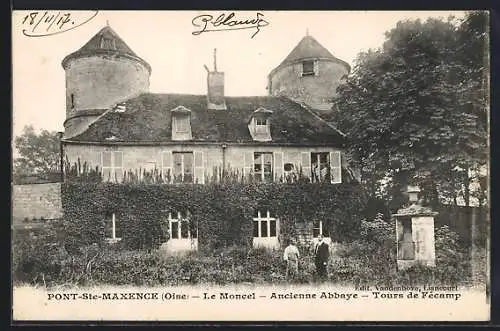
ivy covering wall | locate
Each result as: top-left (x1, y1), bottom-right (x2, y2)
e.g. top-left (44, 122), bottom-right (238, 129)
top-left (60, 182), bottom-right (367, 251)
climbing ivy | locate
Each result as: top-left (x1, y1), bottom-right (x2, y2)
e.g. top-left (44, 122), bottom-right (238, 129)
top-left (60, 181), bottom-right (367, 251)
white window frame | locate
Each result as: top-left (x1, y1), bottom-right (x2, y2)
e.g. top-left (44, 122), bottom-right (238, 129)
top-left (168, 211), bottom-right (197, 240)
top-left (255, 118), bottom-right (268, 134)
top-left (105, 213), bottom-right (121, 243)
top-left (254, 152), bottom-right (273, 182)
top-left (253, 210), bottom-right (277, 238)
top-left (101, 151), bottom-right (123, 182)
top-left (172, 152), bottom-right (194, 183)
top-left (313, 220), bottom-right (328, 237)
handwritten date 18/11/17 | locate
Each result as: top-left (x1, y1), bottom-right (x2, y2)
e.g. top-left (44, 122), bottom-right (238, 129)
top-left (21, 11), bottom-right (99, 37)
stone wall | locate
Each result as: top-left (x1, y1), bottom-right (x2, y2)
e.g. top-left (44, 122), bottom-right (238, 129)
top-left (269, 59), bottom-right (348, 113)
top-left (12, 183), bottom-right (63, 223)
top-left (65, 55), bottom-right (150, 114)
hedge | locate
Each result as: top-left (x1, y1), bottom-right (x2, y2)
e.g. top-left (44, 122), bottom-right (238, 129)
top-left (12, 219), bottom-right (473, 287)
top-left (60, 181), bottom-right (367, 251)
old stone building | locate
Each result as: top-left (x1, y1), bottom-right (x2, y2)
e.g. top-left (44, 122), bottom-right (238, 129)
top-left (267, 33), bottom-right (350, 117)
top-left (61, 25), bottom-right (354, 251)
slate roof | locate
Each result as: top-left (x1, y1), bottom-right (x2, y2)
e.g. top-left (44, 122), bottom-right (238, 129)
top-left (270, 35), bottom-right (350, 75)
top-left (67, 93), bottom-right (345, 146)
top-left (61, 26), bottom-right (150, 72)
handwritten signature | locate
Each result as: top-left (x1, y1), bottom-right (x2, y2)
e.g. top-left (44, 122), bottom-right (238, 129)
top-left (192, 12), bottom-right (270, 39)
top-left (21, 10), bottom-right (99, 37)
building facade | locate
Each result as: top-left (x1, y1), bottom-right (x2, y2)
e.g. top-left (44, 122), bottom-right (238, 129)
top-left (61, 26), bottom-right (354, 252)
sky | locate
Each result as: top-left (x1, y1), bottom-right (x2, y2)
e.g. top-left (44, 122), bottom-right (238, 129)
top-left (12, 10), bottom-right (467, 138)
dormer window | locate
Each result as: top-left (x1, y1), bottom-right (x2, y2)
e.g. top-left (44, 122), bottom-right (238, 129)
top-left (249, 107), bottom-right (273, 142)
top-left (100, 36), bottom-right (116, 50)
top-left (171, 106), bottom-right (192, 141)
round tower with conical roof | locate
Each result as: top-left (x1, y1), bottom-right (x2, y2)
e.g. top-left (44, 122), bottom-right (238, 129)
top-left (61, 25), bottom-right (151, 138)
top-left (267, 35), bottom-right (350, 116)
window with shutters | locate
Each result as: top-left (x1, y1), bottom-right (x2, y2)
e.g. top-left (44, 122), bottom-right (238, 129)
top-left (254, 152), bottom-right (273, 182)
top-left (310, 151), bottom-right (342, 184)
top-left (101, 151), bottom-right (123, 182)
top-left (173, 152), bottom-right (194, 183)
top-left (311, 152), bottom-right (330, 183)
top-left (104, 212), bottom-right (121, 243)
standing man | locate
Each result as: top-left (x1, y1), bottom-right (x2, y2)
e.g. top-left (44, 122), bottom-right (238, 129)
top-left (283, 238), bottom-right (300, 280)
top-left (314, 234), bottom-right (330, 281)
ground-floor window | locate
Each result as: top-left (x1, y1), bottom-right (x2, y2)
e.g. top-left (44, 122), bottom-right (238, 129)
top-left (104, 212), bottom-right (121, 243)
top-left (253, 210), bottom-right (277, 238)
top-left (168, 211), bottom-right (197, 240)
top-left (252, 210), bottom-right (279, 249)
top-left (312, 220), bottom-right (329, 237)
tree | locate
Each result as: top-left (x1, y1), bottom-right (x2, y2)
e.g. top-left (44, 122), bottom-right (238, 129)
top-left (13, 125), bottom-right (61, 183)
top-left (334, 12), bottom-right (488, 210)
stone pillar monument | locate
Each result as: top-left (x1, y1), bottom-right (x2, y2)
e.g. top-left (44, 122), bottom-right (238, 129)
top-left (393, 186), bottom-right (438, 270)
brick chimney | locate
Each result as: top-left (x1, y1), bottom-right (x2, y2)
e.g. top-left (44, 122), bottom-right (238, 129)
top-left (205, 49), bottom-right (227, 110)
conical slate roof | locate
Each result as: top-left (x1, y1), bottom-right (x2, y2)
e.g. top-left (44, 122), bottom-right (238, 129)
top-left (270, 35), bottom-right (350, 74)
top-left (283, 35), bottom-right (336, 63)
top-left (62, 25), bottom-right (150, 72)
top-left (76, 26), bottom-right (138, 57)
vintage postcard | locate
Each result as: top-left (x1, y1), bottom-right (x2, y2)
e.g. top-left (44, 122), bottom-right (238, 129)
top-left (11, 10), bottom-right (490, 322)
